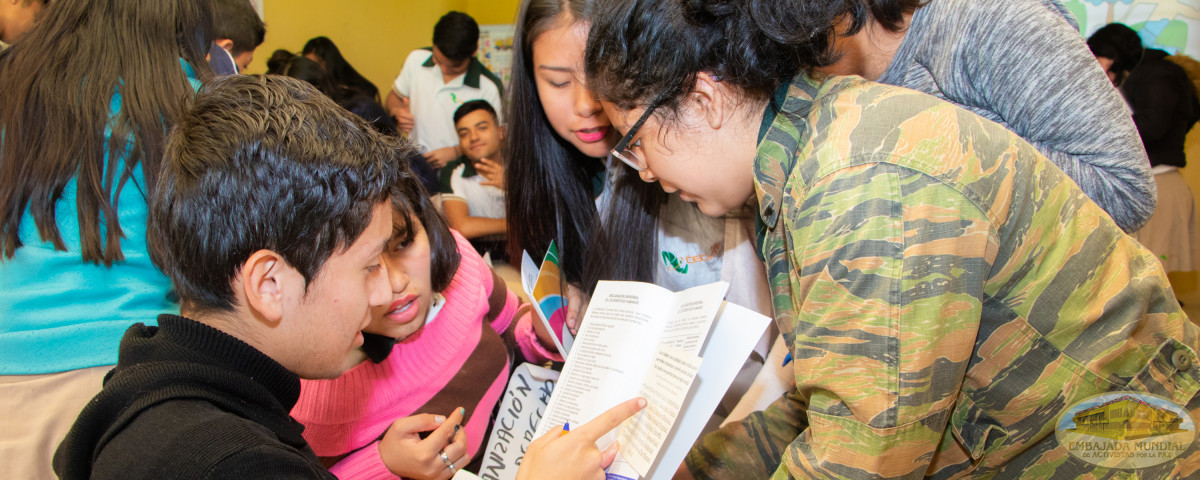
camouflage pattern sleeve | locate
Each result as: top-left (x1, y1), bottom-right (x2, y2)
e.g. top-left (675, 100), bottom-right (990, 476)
top-left (686, 389), bottom-right (809, 479)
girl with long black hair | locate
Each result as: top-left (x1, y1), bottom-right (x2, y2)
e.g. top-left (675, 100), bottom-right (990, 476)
top-left (302, 36), bottom-right (381, 102)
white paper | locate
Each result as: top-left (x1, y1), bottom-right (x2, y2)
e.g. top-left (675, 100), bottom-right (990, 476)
top-left (618, 345), bottom-right (703, 476)
top-left (533, 284), bottom-right (667, 438)
top-left (532, 280), bottom-right (769, 480)
top-left (640, 301), bottom-right (771, 480)
top-left (477, 363), bottom-right (560, 480)
top-left (660, 283), bottom-right (729, 355)
top-left (535, 281), bottom-right (719, 438)
top-left (519, 250), bottom-right (539, 296)
top-left (453, 469), bottom-right (482, 480)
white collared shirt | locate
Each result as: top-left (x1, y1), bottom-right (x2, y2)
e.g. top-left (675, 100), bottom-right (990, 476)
top-left (439, 159), bottom-right (506, 219)
top-left (392, 49), bottom-right (504, 152)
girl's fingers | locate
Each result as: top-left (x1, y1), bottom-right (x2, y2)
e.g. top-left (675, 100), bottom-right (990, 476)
top-left (426, 407), bottom-right (465, 446)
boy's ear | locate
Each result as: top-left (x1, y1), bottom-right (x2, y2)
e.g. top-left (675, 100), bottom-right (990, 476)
top-left (216, 38), bottom-right (235, 53)
top-left (240, 249), bottom-right (288, 324)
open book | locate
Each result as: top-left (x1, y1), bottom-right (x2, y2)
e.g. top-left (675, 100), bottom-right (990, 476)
top-left (534, 280), bottom-right (770, 480)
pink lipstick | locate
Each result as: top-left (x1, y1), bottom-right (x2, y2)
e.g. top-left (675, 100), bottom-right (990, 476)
top-left (575, 126), bottom-right (609, 143)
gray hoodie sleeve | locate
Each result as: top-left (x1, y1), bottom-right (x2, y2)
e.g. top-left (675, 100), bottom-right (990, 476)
top-left (887, 0), bottom-right (1155, 232)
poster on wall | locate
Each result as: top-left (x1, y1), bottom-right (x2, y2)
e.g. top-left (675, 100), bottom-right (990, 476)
top-left (1064, 0), bottom-right (1200, 57)
top-left (478, 24), bottom-right (516, 88)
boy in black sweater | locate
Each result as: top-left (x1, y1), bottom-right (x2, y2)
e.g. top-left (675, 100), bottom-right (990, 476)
top-left (53, 74), bottom-right (401, 479)
top-left (53, 75), bottom-right (642, 480)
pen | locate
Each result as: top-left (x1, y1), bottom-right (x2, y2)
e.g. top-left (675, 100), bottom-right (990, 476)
top-left (782, 352), bottom-right (792, 367)
top-left (560, 422), bottom-right (570, 436)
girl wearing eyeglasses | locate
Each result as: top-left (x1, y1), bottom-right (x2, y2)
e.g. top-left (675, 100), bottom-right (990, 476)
top-left (584, 0), bottom-right (1199, 479)
top-left (503, 0), bottom-right (784, 428)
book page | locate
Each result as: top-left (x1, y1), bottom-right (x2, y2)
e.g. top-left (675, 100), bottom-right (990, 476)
top-left (660, 283), bottom-right (729, 355)
top-left (534, 281), bottom-right (674, 438)
top-left (614, 345), bottom-right (702, 478)
top-left (640, 301), bottom-right (772, 480)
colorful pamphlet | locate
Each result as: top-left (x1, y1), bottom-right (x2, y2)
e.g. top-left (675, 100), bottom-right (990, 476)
top-left (521, 241), bottom-right (573, 355)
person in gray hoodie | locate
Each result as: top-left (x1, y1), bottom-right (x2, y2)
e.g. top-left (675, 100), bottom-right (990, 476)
top-left (819, 0), bottom-right (1154, 232)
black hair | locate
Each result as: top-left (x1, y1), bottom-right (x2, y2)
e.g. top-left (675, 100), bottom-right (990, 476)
top-left (265, 48), bottom-right (294, 74)
top-left (150, 75), bottom-right (408, 314)
top-left (586, 0), bottom-right (924, 112)
top-left (453, 99), bottom-right (498, 125)
top-left (341, 95), bottom-right (400, 137)
top-left (389, 167), bottom-right (461, 294)
top-left (505, 0), bottom-right (603, 286)
top-left (279, 55), bottom-right (337, 98)
top-left (504, 0), bottom-right (666, 293)
top-left (1088, 23), bottom-right (1144, 84)
top-left (433, 11), bottom-right (480, 62)
top-left (211, 0), bottom-right (265, 55)
top-left (858, 0), bottom-right (926, 34)
top-left (277, 53), bottom-right (385, 125)
top-left (302, 36), bottom-right (380, 101)
top-left (0, 0), bottom-right (213, 264)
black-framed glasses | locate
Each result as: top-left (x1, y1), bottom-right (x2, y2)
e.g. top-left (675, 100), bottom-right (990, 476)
top-left (611, 93), bottom-right (671, 172)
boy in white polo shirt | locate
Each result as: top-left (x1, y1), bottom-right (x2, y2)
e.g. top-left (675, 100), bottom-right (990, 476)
top-left (438, 100), bottom-right (508, 262)
top-left (386, 11), bottom-right (504, 170)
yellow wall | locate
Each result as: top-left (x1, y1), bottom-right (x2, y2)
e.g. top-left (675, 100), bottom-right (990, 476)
top-left (465, 0), bottom-right (521, 25)
top-left (249, 0), bottom-right (520, 98)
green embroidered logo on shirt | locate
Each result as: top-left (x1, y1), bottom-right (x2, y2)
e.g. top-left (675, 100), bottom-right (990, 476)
top-left (662, 251), bottom-right (688, 274)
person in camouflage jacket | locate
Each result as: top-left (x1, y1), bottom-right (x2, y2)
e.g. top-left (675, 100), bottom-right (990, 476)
top-left (583, 0), bottom-right (1200, 478)
top-left (694, 72), bottom-right (1198, 479)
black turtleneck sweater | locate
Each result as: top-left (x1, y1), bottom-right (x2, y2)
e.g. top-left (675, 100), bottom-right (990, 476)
top-left (53, 314), bottom-right (337, 479)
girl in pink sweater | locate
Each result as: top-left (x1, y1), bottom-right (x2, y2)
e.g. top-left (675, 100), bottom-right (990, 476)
top-left (292, 174), bottom-right (562, 479)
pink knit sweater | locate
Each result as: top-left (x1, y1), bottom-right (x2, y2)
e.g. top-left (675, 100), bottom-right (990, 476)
top-left (292, 231), bottom-right (559, 479)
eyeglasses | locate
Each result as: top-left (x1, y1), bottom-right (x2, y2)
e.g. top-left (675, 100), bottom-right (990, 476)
top-left (611, 93), bottom-right (670, 172)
